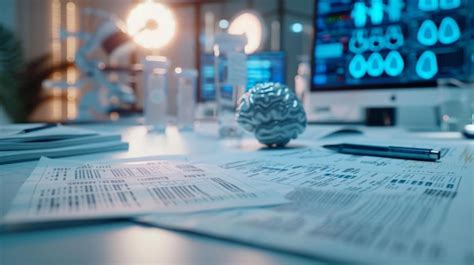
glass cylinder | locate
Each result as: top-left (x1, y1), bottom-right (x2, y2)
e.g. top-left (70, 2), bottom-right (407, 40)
top-left (175, 68), bottom-right (198, 131)
top-left (213, 33), bottom-right (248, 138)
top-left (142, 56), bottom-right (170, 132)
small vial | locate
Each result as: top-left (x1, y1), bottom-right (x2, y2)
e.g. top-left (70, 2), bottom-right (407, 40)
top-left (175, 68), bottom-right (198, 131)
top-left (143, 56), bottom-right (170, 132)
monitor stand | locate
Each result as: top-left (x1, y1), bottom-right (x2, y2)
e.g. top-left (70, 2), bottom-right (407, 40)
top-left (307, 87), bottom-right (443, 130)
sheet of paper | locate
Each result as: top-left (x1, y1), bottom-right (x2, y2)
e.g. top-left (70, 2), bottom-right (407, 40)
top-left (0, 141), bottom-right (129, 165)
top-left (141, 142), bottom-right (474, 264)
top-left (3, 157), bottom-right (287, 224)
top-left (0, 124), bottom-right (46, 136)
top-left (0, 125), bottom-right (97, 142)
top-left (0, 134), bottom-right (122, 151)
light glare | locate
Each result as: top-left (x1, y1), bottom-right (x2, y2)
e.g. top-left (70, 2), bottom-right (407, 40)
top-left (228, 11), bottom-right (263, 54)
top-left (218, 19), bottom-right (229, 29)
top-left (291, 23), bottom-right (303, 33)
top-left (127, 1), bottom-right (176, 49)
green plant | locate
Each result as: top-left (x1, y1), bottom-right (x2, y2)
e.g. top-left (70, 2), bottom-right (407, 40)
top-left (0, 24), bottom-right (72, 122)
top-left (0, 24), bottom-right (25, 122)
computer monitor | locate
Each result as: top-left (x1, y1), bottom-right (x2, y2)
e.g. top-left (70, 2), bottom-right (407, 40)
top-left (199, 51), bottom-right (286, 101)
top-left (309, 0), bottom-right (473, 125)
top-left (247, 52), bottom-right (286, 89)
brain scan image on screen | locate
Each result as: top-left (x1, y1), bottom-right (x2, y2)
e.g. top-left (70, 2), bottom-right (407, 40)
top-left (367, 53), bottom-right (385, 77)
top-left (438, 17), bottom-right (461, 44)
top-left (349, 54), bottom-right (368, 79)
top-left (312, 0), bottom-right (473, 90)
top-left (384, 50), bottom-right (404, 77)
top-left (416, 50), bottom-right (439, 79)
top-left (417, 19), bottom-right (438, 46)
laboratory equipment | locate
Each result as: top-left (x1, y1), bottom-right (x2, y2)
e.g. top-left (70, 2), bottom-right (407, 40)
top-left (143, 56), bottom-right (170, 132)
top-left (213, 33), bottom-right (248, 138)
top-left (175, 68), bottom-right (198, 131)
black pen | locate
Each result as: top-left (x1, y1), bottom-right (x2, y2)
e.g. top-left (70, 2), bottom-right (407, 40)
top-left (323, 143), bottom-right (441, 161)
top-left (16, 124), bottom-right (58, 134)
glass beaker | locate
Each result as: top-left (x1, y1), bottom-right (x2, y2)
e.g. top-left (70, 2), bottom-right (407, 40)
top-left (175, 68), bottom-right (198, 131)
top-left (213, 33), bottom-right (248, 138)
top-left (142, 56), bottom-right (170, 132)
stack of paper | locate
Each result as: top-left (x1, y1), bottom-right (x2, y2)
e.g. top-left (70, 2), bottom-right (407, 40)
top-left (3, 133), bottom-right (473, 263)
top-left (0, 124), bottom-right (128, 164)
top-left (139, 142), bottom-right (474, 264)
top-left (2, 157), bottom-right (286, 224)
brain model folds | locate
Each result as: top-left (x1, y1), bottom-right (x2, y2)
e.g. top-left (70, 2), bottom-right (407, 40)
top-left (236, 83), bottom-right (307, 147)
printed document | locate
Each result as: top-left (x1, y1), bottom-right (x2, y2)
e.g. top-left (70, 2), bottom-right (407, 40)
top-left (141, 143), bottom-right (474, 263)
top-left (3, 157), bottom-right (287, 224)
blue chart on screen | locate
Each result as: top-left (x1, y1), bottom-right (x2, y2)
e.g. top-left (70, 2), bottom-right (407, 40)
top-left (311, 0), bottom-right (472, 91)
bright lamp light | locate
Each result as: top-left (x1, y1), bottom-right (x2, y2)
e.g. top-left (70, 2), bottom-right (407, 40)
top-left (127, 1), bottom-right (176, 49)
top-left (228, 11), bottom-right (264, 54)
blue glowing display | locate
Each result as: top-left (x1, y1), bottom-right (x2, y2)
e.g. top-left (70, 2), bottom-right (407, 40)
top-left (370, 0), bottom-right (384, 25)
top-left (386, 0), bottom-right (404, 22)
top-left (418, 19), bottom-right (438, 46)
top-left (367, 52), bottom-right (385, 77)
top-left (200, 52), bottom-right (286, 101)
top-left (440, 0), bottom-right (461, 9)
top-left (385, 25), bottom-right (404, 49)
top-left (416, 50), bottom-right (438, 79)
top-left (349, 54), bottom-right (367, 78)
top-left (438, 17), bottom-right (461, 44)
top-left (311, 0), bottom-right (472, 91)
top-left (418, 0), bottom-right (439, 11)
top-left (352, 2), bottom-right (368, 27)
top-left (384, 50), bottom-right (404, 77)
top-left (291, 23), bottom-right (304, 33)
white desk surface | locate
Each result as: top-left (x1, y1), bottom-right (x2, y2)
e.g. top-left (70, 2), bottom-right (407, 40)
top-left (0, 122), bottom-right (469, 265)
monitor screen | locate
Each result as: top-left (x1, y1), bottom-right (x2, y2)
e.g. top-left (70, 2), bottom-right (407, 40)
top-left (311, 0), bottom-right (473, 91)
top-left (200, 51), bottom-right (286, 101)
top-left (200, 54), bottom-right (216, 101)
